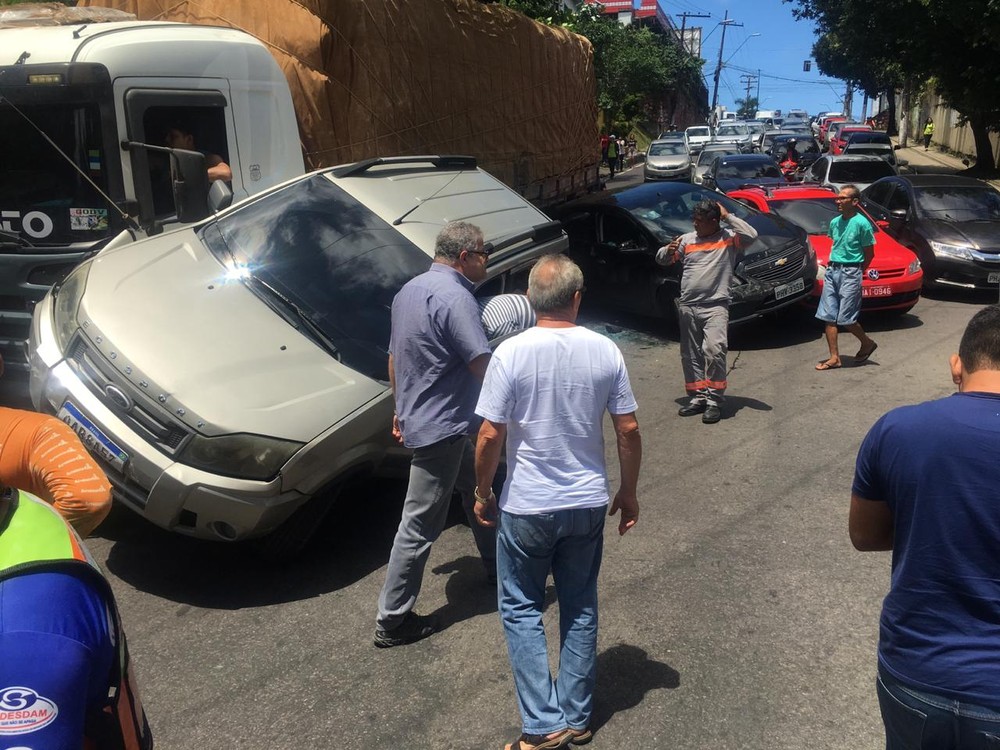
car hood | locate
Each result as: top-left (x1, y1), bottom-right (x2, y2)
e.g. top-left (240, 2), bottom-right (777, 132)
top-left (647, 155), bottom-right (689, 168)
top-left (716, 176), bottom-right (786, 192)
top-left (76, 230), bottom-right (387, 442)
top-left (917, 218), bottom-right (1000, 252)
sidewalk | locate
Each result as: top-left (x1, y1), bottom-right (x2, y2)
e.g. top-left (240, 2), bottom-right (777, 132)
top-left (891, 138), bottom-right (1000, 189)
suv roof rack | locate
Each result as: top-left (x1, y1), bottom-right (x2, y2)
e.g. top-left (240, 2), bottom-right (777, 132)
top-left (331, 155), bottom-right (477, 179)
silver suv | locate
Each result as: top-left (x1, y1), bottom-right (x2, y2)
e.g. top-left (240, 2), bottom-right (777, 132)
top-left (29, 156), bottom-right (565, 551)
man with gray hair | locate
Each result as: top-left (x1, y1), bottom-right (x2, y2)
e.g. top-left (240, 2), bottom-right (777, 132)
top-left (374, 220), bottom-right (496, 648)
top-left (474, 254), bottom-right (641, 749)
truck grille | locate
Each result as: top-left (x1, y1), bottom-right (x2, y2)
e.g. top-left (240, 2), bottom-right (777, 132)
top-left (66, 336), bottom-right (190, 455)
top-left (743, 241), bottom-right (807, 284)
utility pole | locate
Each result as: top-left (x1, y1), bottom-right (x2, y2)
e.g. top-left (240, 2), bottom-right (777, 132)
top-left (756, 68), bottom-right (761, 101)
top-left (844, 81), bottom-right (854, 119)
top-left (710, 12), bottom-right (742, 122)
top-left (739, 73), bottom-right (758, 115)
top-left (676, 11), bottom-right (710, 55)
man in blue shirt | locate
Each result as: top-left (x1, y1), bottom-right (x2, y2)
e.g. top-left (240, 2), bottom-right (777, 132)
top-left (374, 221), bottom-right (496, 648)
top-left (815, 185), bottom-right (878, 370)
top-left (850, 304), bottom-right (1000, 749)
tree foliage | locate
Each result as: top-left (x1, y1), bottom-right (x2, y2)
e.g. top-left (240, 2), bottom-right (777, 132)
top-left (785, 0), bottom-right (1000, 173)
top-left (736, 96), bottom-right (759, 120)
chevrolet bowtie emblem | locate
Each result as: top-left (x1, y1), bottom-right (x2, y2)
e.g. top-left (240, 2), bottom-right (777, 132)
top-left (774, 257), bottom-right (788, 266)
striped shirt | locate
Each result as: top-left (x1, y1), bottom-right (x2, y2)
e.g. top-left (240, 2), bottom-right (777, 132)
top-left (478, 294), bottom-right (536, 340)
top-left (657, 215), bottom-right (758, 304)
top-left (0, 407), bottom-right (112, 536)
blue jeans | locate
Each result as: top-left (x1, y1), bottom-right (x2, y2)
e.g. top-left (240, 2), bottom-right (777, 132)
top-left (877, 665), bottom-right (1000, 749)
top-left (497, 506), bottom-right (606, 735)
top-left (816, 264), bottom-right (863, 326)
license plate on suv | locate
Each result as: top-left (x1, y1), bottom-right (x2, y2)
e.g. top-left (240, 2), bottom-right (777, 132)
top-left (57, 400), bottom-right (128, 474)
top-left (989, 272), bottom-right (1000, 284)
top-left (774, 277), bottom-right (806, 300)
top-left (863, 285), bottom-right (893, 297)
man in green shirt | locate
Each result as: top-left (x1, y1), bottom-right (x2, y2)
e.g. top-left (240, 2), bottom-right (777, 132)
top-left (815, 185), bottom-right (878, 370)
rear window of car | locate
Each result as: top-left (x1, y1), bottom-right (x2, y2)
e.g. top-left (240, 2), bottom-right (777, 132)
top-left (718, 124), bottom-right (749, 136)
top-left (687, 127), bottom-right (711, 137)
top-left (719, 160), bottom-right (782, 179)
top-left (649, 142), bottom-right (687, 156)
top-left (828, 160), bottom-right (895, 183)
top-left (206, 174), bottom-right (432, 381)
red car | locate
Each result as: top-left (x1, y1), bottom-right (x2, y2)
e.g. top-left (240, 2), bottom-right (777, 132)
top-left (830, 125), bottom-right (874, 155)
top-left (819, 116), bottom-right (848, 148)
top-left (726, 185), bottom-right (923, 313)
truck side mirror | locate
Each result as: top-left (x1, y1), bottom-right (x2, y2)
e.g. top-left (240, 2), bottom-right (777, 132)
top-left (170, 149), bottom-right (211, 223)
top-left (209, 180), bottom-right (234, 213)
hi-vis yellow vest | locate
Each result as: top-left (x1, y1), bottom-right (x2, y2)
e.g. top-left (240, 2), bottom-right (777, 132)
top-left (0, 490), bottom-right (153, 750)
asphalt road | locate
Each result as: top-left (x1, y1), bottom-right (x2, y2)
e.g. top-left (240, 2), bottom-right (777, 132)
top-left (2, 283), bottom-right (994, 750)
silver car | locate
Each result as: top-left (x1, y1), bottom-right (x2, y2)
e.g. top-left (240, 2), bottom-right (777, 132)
top-left (690, 145), bottom-right (743, 185)
top-left (644, 139), bottom-right (691, 182)
top-left (29, 156), bottom-right (566, 550)
top-left (802, 154), bottom-right (898, 192)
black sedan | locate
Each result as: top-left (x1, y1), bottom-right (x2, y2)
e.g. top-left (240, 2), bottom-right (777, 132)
top-left (861, 176), bottom-right (1000, 290)
top-left (702, 154), bottom-right (786, 193)
top-left (552, 182), bottom-right (817, 326)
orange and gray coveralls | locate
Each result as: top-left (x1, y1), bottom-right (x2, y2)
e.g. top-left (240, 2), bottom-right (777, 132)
top-left (0, 488), bottom-right (153, 749)
top-left (0, 406), bottom-right (112, 536)
top-left (656, 215), bottom-right (758, 406)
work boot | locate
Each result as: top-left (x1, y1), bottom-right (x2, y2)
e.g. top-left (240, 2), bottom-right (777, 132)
top-left (702, 404), bottom-right (722, 424)
top-left (678, 400), bottom-right (707, 417)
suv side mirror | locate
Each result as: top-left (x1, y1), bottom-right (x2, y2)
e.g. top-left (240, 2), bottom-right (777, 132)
top-left (170, 149), bottom-right (211, 223)
top-left (889, 208), bottom-right (907, 223)
top-left (702, 175), bottom-right (716, 187)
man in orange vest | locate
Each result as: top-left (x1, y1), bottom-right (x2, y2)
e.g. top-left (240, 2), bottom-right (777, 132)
top-left (0, 486), bottom-right (152, 748)
top-left (0, 406), bottom-right (113, 536)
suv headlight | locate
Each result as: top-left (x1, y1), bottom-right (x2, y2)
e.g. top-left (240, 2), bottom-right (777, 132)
top-left (178, 433), bottom-right (304, 481)
top-left (907, 258), bottom-right (921, 275)
top-left (53, 261), bottom-right (92, 352)
top-left (929, 241), bottom-right (974, 260)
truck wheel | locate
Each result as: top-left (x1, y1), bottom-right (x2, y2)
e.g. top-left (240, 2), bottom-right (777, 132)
top-left (245, 482), bottom-right (345, 562)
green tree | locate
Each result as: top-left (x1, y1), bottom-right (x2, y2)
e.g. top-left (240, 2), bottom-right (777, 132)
top-left (786, 0), bottom-right (999, 173)
top-left (736, 96), bottom-right (759, 120)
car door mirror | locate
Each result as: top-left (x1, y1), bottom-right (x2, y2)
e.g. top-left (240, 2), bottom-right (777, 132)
top-left (889, 208), bottom-right (907, 224)
top-left (896, 158), bottom-right (908, 167)
top-left (702, 175), bottom-right (715, 188)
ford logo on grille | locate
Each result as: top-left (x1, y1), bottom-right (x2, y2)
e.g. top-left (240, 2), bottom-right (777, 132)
top-left (104, 385), bottom-right (132, 412)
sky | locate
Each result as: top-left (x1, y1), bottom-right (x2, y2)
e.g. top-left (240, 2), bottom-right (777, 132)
top-left (661, 0), bottom-right (852, 118)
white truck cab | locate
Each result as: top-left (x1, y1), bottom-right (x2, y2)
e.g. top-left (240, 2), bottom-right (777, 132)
top-left (0, 19), bottom-right (304, 371)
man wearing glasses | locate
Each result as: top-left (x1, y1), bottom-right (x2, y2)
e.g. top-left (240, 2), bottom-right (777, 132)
top-left (374, 221), bottom-right (497, 648)
top-left (815, 185), bottom-right (878, 371)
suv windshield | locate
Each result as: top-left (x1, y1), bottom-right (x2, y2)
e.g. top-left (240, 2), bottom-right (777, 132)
top-left (719, 160), bottom-right (782, 179)
top-left (208, 174), bottom-right (432, 381)
top-left (0, 102), bottom-right (115, 245)
top-left (828, 160), bottom-right (895, 183)
top-left (914, 186), bottom-right (1000, 221)
top-left (768, 198), bottom-right (844, 235)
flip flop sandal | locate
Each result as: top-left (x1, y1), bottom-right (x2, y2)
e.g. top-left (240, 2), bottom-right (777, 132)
top-left (855, 341), bottom-right (879, 363)
top-left (569, 729), bottom-right (593, 745)
top-left (815, 361), bottom-right (842, 371)
top-left (504, 731), bottom-right (573, 750)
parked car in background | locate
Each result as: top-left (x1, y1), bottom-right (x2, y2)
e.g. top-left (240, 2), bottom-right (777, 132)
top-left (841, 141), bottom-right (906, 173)
top-left (685, 125), bottom-right (713, 154)
top-left (657, 130), bottom-right (690, 151)
top-left (812, 112), bottom-right (843, 137)
top-left (755, 129), bottom-right (786, 154)
top-left (830, 124), bottom-right (874, 155)
top-left (28, 156), bottom-right (566, 553)
top-left (861, 175), bottom-right (1000, 290)
top-left (702, 154), bottom-right (785, 193)
top-left (690, 144), bottom-right (743, 185)
top-left (819, 116), bottom-right (848, 147)
top-left (552, 182), bottom-right (816, 328)
top-left (714, 121), bottom-right (753, 151)
top-left (803, 155), bottom-right (897, 192)
top-left (786, 109), bottom-right (808, 120)
top-left (726, 184), bottom-right (922, 314)
top-left (644, 139), bottom-right (691, 182)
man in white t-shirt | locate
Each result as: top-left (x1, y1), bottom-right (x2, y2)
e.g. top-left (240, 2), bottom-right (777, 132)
top-left (473, 254), bottom-right (642, 750)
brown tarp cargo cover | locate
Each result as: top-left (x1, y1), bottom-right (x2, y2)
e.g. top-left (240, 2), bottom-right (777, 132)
top-left (80, 0), bottom-right (599, 203)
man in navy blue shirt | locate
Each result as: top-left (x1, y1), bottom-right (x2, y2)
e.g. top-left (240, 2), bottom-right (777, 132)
top-left (374, 221), bottom-right (496, 648)
top-left (851, 304), bottom-right (1000, 749)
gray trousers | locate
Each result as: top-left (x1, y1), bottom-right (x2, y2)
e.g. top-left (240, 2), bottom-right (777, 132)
top-left (679, 301), bottom-right (729, 405)
top-left (376, 435), bottom-right (496, 630)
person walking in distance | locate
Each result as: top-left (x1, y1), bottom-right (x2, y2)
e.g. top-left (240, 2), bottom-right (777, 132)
top-left (373, 221), bottom-right (497, 649)
top-left (922, 117), bottom-right (934, 151)
top-left (473, 254), bottom-right (641, 750)
top-left (656, 200), bottom-right (758, 424)
top-left (850, 304), bottom-right (1000, 749)
top-left (606, 135), bottom-right (618, 179)
top-left (815, 185), bottom-right (878, 371)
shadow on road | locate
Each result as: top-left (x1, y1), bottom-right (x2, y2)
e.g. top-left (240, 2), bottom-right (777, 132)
top-left (101, 475), bottom-right (440, 608)
top-left (591, 644), bottom-right (680, 733)
top-left (922, 286), bottom-right (1000, 306)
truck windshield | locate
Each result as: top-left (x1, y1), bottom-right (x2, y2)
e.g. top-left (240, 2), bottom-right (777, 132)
top-left (0, 102), bottom-right (115, 245)
top-left (207, 174), bottom-right (432, 381)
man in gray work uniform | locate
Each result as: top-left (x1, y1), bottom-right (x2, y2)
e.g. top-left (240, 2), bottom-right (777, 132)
top-left (375, 221), bottom-right (496, 648)
top-left (656, 201), bottom-right (757, 424)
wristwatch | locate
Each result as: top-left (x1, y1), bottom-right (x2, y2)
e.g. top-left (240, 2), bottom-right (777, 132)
top-left (473, 486), bottom-right (494, 505)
